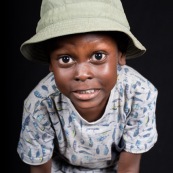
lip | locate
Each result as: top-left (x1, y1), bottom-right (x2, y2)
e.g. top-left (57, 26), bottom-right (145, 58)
top-left (72, 89), bottom-right (101, 100)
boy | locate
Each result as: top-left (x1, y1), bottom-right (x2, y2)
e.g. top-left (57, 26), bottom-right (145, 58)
top-left (17, 0), bottom-right (158, 172)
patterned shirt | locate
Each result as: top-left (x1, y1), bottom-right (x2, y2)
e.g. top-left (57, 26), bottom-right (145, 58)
top-left (17, 65), bottom-right (158, 173)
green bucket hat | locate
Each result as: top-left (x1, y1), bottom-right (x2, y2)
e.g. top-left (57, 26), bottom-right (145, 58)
top-left (20, 0), bottom-right (146, 64)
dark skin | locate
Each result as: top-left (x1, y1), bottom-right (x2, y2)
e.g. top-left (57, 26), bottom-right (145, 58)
top-left (30, 32), bottom-right (141, 173)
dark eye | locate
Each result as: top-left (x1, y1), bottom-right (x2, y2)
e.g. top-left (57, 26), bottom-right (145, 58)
top-left (91, 52), bottom-right (106, 61)
top-left (58, 55), bottom-right (74, 64)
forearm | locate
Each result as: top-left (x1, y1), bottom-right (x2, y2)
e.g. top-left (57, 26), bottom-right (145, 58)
top-left (117, 151), bottom-right (141, 173)
top-left (118, 168), bottom-right (139, 173)
top-left (30, 159), bottom-right (52, 173)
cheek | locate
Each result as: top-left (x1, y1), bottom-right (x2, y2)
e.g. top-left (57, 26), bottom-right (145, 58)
top-left (96, 62), bottom-right (118, 88)
top-left (52, 68), bottom-right (73, 94)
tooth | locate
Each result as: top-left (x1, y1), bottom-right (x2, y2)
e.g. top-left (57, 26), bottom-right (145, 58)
top-left (79, 90), bottom-right (95, 94)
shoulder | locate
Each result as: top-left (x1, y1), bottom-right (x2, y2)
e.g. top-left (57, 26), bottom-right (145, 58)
top-left (23, 72), bottom-right (60, 113)
top-left (117, 65), bottom-right (158, 95)
top-left (27, 72), bottom-right (58, 97)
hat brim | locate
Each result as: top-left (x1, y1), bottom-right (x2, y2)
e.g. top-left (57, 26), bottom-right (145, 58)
top-left (20, 17), bottom-right (146, 64)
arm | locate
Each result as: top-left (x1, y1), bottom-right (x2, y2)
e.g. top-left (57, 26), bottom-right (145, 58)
top-left (117, 151), bottom-right (141, 173)
top-left (30, 159), bottom-right (52, 173)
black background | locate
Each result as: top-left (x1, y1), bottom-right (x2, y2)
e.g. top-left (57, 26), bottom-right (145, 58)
top-left (8, 0), bottom-right (173, 172)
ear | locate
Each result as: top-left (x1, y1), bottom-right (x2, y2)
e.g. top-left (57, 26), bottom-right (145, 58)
top-left (49, 64), bottom-right (53, 72)
top-left (118, 53), bottom-right (126, 65)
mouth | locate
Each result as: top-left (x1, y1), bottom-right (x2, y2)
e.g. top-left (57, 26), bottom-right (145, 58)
top-left (72, 89), bottom-right (100, 100)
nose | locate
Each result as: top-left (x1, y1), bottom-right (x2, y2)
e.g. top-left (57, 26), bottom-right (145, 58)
top-left (74, 63), bottom-right (93, 81)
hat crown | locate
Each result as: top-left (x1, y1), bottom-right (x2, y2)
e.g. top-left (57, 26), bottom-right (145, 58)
top-left (41, 0), bottom-right (124, 14)
top-left (37, 0), bottom-right (130, 32)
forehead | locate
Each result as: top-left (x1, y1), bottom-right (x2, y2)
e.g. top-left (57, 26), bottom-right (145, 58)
top-left (53, 32), bottom-right (117, 47)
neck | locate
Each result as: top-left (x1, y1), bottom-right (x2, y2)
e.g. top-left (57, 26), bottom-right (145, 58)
top-left (76, 99), bottom-right (109, 122)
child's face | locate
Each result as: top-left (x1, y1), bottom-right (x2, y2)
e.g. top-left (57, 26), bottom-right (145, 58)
top-left (49, 33), bottom-right (125, 114)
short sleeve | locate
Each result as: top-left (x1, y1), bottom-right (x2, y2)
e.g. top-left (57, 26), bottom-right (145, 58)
top-left (123, 86), bottom-right (158, 153)
top-left (17, 97), bottom-right (55, 165)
